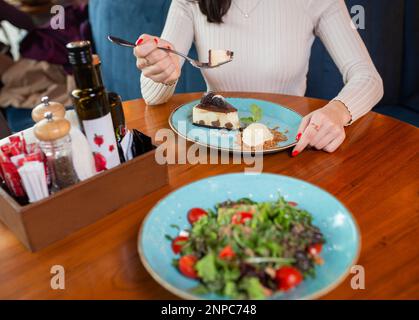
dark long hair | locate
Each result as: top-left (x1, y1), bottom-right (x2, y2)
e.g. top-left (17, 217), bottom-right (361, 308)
top-left (194, 0), bottom-right (232, 23)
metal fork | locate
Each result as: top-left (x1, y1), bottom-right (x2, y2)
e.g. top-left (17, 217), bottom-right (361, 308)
top-left (107, 35), bottom-right (233, 69)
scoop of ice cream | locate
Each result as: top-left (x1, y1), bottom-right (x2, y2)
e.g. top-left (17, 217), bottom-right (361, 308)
top-left (242, 123), bottom-right (274, 147)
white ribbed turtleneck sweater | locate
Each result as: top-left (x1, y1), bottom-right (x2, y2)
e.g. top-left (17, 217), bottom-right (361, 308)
top-left (140, 0), bottom-right (384, 123)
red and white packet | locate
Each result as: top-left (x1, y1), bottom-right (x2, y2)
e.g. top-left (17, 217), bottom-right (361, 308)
top-left (0, 135), bottom-right (49, 201)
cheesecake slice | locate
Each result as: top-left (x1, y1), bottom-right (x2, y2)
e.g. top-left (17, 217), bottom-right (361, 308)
top-left (192, 92), bottom-right (240, 130)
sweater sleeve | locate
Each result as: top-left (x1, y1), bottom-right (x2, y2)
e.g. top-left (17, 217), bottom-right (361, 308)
top-left (313, 0), bottom-right (384, 123)
top-left (141, 0), bottom-right (195, 105)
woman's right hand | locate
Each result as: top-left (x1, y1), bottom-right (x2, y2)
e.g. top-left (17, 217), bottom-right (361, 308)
top-left (133, 34), bottom-right (181, 85)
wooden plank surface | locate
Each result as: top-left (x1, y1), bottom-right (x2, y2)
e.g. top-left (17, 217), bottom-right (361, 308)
top-left (0, 92), bottom-right (417, 299)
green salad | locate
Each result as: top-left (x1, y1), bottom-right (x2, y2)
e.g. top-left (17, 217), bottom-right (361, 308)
top-left (167, 197), bottom-right (325, 299)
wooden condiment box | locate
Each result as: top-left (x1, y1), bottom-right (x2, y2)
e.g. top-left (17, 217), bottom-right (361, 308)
top-left (0, 148), bottom-right (168, 252)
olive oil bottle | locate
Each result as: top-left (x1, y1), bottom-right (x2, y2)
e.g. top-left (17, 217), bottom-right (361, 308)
top-left (67, 41), bottom-right (120, 171)
top-left (91, 54), bottom-right (126, 141)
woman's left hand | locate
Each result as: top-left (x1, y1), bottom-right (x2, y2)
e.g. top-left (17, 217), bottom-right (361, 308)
top-left (292, 101), bottom-right (352, 156)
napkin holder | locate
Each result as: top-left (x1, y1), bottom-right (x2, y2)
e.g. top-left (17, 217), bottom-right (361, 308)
top-left (0, 136), bottom-right (168, 252)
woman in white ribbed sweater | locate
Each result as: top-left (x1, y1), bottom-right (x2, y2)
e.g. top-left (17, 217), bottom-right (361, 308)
top-left (133, 0), bottom-right (383, 155)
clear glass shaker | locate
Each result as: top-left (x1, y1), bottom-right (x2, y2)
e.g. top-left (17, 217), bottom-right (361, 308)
top-left (34, 112), bottom-right (79, 192)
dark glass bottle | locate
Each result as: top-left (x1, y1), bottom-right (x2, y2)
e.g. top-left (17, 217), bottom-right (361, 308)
top-left (91, 56), bottom-right (126, 141)
top-left (67, 41), bottom-right (120, 171)
top-left (108, 92), bottom-right (126, 141)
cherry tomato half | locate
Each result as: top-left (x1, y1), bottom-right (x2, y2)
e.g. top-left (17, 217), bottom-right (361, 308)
top-left (219, 245), bottom-right (236, 260)
top-left (179, 255), bottom-right (198, 279)
top-left (171, 236), bottom-right (188, 254)
top-left (187, 208), bottom-right (208, 224)
top-left (276, 266), bottom-right (303, 291)
top-left (231, 212), bottom-right (253, 225)
top-left (308, 243), bottom-right (323, 256)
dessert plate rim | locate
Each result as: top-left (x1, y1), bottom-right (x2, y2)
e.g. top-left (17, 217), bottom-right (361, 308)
top-left (168, 97), bottom-right (304, 155)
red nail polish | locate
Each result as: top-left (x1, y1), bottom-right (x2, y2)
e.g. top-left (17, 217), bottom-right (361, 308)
top-left (154, 38), bottom-right (158, 44)
top-left (296, 133), bottom-right (302, 141)
top-left (292, 151), bottom-right (299, 157)
top-left (135, 38), bottom-right (144, 46)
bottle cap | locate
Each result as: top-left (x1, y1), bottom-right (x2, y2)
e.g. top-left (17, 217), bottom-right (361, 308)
top-left (67, 41), bottom-right (93, 65)
top-left (32, 96), bottom-right (66, 123)
top-left (34, 112), bottom-right (71, 142)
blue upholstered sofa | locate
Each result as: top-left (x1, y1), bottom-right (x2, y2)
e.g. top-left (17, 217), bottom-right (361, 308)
top-left (4, 0), bottom-right (418, 132)
top-left (90, 0), bottom-right (419, 128)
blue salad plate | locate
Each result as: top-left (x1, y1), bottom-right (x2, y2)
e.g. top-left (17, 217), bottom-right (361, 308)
top-left (138, 173), bottom-right (361, 300)
top-left (169, 98), bottom-right (303, 154)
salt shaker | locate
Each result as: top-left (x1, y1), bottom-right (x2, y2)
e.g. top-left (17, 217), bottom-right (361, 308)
top-left (34, 112), bottom-right (79, 192)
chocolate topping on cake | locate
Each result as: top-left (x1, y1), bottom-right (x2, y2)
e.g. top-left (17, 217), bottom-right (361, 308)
top-left (197, 93), bottom-right (236, 113)
top-left (211, 96), bottom-right (225, 108)
top-left (201, 91), bottom-right (216, 106)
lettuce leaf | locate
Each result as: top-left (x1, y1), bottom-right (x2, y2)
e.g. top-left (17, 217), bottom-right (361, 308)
top-left (196, 252), bottom-right (217, 282)
top-left (240, 277), bottom-right (266, 300)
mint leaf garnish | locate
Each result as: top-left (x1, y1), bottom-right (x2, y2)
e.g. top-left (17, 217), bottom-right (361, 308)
top-left (250, 104), bottom-right (263, 122)
top-left (240, 104), bottom-right (263, 125)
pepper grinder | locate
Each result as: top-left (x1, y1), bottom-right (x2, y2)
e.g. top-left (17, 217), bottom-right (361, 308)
top-left (32, 96), bottom-right (96, 181)
top-left (34, 112), bottom-right (79, 192)
top-left (32, 96), bottom-right (66, 123)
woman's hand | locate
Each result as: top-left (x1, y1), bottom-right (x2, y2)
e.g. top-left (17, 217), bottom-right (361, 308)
top-left (292, 101), bottom-right (352, 156)
top-left (133, 34), bottom-right (181, 85)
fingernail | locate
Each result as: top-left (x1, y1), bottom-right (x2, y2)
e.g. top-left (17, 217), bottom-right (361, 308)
top-left (154, 38), bottom-right (158, 44)
top-left (135, 37), bottom-right (144, 46)
top-left (296, 133), bottom-right (302, 141)
top-left (292, 151), bottom-right (299, 157)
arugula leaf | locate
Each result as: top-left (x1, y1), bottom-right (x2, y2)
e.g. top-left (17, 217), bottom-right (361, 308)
top-left (237, 198), bottom-right (257, 205)
top-left (171, 258), bottom-right (179, 268)
top-left (196, 252), bottom-right (217, 282)
top-left (191, 215), bottom-right (209, 237)
top-left (222, 267), bottom-right (241, 282)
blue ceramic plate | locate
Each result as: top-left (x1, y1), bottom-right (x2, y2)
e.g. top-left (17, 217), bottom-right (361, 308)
top-left (138, 173), bottom-right (361, 300)
top-left (169, 98), bottom-right (303, 154)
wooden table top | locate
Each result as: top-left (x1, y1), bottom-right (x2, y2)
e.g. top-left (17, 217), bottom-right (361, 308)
top-left (0, 92), bottom-right (418, 300)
